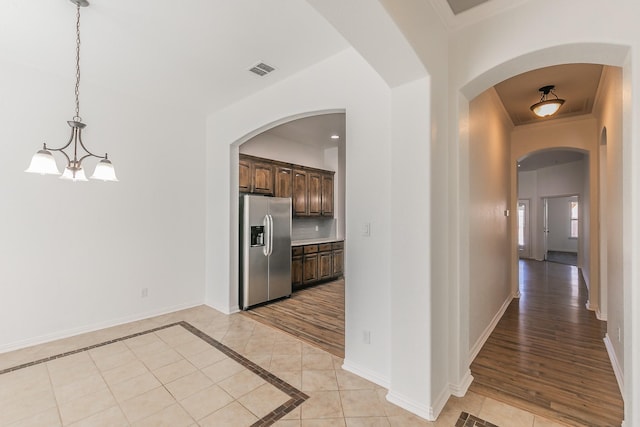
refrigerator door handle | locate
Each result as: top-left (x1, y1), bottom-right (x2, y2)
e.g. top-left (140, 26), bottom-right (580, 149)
top-left (269, 214), bottom-right (274, 256)
top-left (263, 215), bottom-right (269, 256)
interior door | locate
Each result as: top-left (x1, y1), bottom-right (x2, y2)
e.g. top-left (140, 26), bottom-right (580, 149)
top-left (517, 199), bottom-right (531, 258)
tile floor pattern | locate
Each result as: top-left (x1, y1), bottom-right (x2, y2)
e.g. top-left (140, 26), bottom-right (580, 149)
top-left (0, 306), bottom-right (571, 426)
top-left (456, 412), bottom-right (499, 427)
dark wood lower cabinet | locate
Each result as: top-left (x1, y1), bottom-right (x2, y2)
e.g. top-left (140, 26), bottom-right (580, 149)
top-left (319, 250), bottom-right (333, 280)
top-left (293, 240), bottom-right (344, 290)
top-left (303, 253), bottom-right (318, 284)
top-left (291, 258), bottom-right (303, 287)
top-left (332, 249), bottom-right (344, 276)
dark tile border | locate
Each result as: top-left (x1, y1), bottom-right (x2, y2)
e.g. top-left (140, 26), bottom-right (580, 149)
top-left (456, 411), bottom-right (500, 427)
top-left (0, 321), bottom-right (308, 427)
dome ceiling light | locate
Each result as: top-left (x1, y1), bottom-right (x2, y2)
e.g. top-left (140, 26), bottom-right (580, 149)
top-left (25, 0), bottom-right (117, 182)
top-left (530, 85), bottom-right (565, 118)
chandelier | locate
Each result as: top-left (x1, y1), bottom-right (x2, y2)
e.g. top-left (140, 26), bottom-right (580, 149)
top-left (530, 85), bottom-right (565, 118)
top-left (25, 0), bottom-right (117, 182)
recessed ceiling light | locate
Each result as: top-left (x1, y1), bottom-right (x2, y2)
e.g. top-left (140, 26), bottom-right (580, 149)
top-left (330, 134), bottom-right (340, 140)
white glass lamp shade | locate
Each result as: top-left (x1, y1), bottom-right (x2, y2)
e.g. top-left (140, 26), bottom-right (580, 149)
top-left (25, 149), bottom-right (60, 175)
top-left (530, 99), bottom-right (565, 117)
top-left (60, 166), bottom-right (88, 182)
top-left (90, 159), bottom-right (118, 182)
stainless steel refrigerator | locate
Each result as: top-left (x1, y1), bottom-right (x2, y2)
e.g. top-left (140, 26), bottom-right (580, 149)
top-left (240, 195), bottom-right (292, 310)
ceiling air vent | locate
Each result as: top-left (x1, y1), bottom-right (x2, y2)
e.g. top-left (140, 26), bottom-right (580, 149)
top-left (249, 62), bottom-right (275, 77)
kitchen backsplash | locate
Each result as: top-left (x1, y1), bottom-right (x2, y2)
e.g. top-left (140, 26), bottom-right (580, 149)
top-left (292, 218), bottom-right (336, 241)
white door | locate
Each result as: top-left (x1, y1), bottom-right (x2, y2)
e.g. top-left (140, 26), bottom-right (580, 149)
top-left (517, 200), bottom-right (531, 258)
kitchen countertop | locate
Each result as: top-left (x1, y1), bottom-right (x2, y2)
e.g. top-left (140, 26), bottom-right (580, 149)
top-left (291, 237), bottom-right (344, 246)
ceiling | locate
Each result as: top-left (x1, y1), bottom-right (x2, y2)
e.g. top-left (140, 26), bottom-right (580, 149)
top-left (1, 1), bottom-right (604, 148)
top-left (265, 113), bottom-right (345, 149)
top-left (494, 63), bottom-right (604, 126)
top-left (0, 0), bottom-right (348, 114)
top-left (497, 64), bottom-right (603, 172)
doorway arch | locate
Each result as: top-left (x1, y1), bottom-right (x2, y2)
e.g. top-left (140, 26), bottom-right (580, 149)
top-left (452, 42), bottom-right (632, 421)
top-left (228, 109), bottom-right (346, 312)
top-left (516, 148), bottom-right (589, 264)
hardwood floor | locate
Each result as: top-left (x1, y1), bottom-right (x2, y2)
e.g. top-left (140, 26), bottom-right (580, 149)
top-left (470, 260), bottom-right (624, 426)
top-left (241, 279), bottom-right (345, 358)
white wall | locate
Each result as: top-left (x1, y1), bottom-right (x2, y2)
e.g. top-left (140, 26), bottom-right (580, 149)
top-left (205, 46), bottom-right (395, 386)
top-left (468, 88), bottom-right (513, 354)
top-left (240, 132), bottom-right (328, 170)
top-left (374, 0), bottom-right (460, 409)
top-left (0, 59), bottom-right (206, 351)
top-left (518, 159), bottom-right (586, 261)
top-left (593, 66), bottom-right (624, 384)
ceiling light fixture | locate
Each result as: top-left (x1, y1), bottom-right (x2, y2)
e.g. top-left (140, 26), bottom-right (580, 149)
top-left (530, 85), bottom-right (565, 118)
top-left (330, 134), bottom-right (340, 140)
top-left (25, 0), bottom-right (117, 182)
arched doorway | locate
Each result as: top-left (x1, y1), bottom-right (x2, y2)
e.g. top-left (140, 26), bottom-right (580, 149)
top-left (227, 109), bottom-right (346, 312)
top-left (453, 43), bottom-right (630, 423)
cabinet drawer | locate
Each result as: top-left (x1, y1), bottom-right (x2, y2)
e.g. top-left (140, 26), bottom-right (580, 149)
top-left (318, 243), bottom-right (332, 252)
top-left (332, 241), bottom-right (344, 250)
top-left (303, 244), bottom-right (319, 254)
top-left (292, 246), bottom-right (303, 256)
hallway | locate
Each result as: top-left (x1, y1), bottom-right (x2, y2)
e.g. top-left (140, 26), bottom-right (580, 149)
top-left (470, 260), bottom-right (623, 426)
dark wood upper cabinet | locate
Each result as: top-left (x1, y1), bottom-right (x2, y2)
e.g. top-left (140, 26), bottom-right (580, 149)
top-left (239, 154), bottom-right (334, 217)
top-left (293, 169), bottom-right (308, 216)
top-left (308, 172), bottom-right (321, 216)
top-left (275, 166), bottom-right (293, 198)
top-left (321, 173), bottom-right (334, 217)
top-left (252, 161), bottom-right (274, 195)
top-left (239, 158), bottom-right (251, 193)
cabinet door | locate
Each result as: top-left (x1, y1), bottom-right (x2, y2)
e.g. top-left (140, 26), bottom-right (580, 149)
top-left (308, 172), bottom-right (321, 216)
top-left (292, 255), bottom-right (303, 287)
top-left (275, 166), bottom-right (293, 198)
top-left (252, 162), bottom-right (274, 195)
top-left (332, 249), bottom-right (344, 277)
top-left (293, 169), bottom-right (308, 216)
top-left (321, 173), bottom-right (334, 217)
top-left (319, 251), bottom-right (333, 280)
top-left (239, 158), bottom-right (251, 193)
top-left (303, 253), bottom-right (318, 283)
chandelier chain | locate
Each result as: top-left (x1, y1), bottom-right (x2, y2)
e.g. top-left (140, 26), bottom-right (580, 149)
top-left (74, 4), bottom-right (81, 121)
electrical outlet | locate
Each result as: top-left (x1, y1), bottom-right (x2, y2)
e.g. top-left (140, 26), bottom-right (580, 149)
top-left (141, 288), bottom-right (148, 298)
top-left (315, 225), bottom-right (319, 231)
top-left (362, 222), bottom-right (371, 237)
top-left (363, 330), bottom-right (371, 344)
top-left (618, 326), bottom-right (621, 342)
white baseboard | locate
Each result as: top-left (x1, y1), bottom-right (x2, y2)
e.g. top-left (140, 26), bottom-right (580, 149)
top-left (0, 301), bottom-right (203, 354)
top-left (468, 295), bottom-right (512, 364)
top-left (386, 390), bottom-right (435, 421)
top-left (596, 308), bottom-right (607, 321)
top-left (450, 369), bottom-right (474, 397)
top-left (341, 359), bottom-right (390, 389)
top-left (603, 333), bottom-right (624, 396)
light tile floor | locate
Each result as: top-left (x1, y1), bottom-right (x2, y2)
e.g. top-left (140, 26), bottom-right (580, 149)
top-left (0, 306), bottom-right (569, 426)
